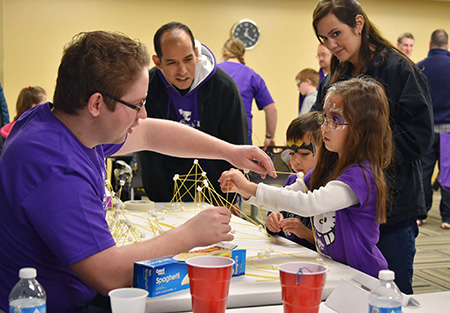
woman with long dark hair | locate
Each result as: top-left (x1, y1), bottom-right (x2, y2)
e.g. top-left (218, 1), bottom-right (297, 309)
top-left (311, 0), bottom-right (433, 294)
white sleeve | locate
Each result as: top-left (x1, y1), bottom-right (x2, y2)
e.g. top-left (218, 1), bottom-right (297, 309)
top-left (243, 180), bottom-right (359, 217)
top-left (284, 178), bottom-right (307, 192)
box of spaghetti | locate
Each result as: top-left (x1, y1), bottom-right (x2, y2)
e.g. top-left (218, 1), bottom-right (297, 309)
top-left (133, 243), bottom-right (246, 297)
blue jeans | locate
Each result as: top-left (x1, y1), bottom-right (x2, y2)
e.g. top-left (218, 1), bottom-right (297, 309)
top-left (377, 219), bottom-right (418, 294)
top-left (421, 132), bottom-right (450, 223)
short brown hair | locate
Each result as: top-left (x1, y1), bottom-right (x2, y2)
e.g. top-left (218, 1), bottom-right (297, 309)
top-left (286, 112), bottom-right (322, 149)
top-left (295, 68), bottom-right (320, 88)
top-left (53, 31), bottom-right (150, 114)
top-left (397, 32), bottom-right (414, 44)
top-left (430, 29), bottom-right (448, 48)
top-left (154, 22), bottom-right (195, 58)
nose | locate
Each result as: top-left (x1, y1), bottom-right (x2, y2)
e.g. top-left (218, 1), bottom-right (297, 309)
top-left (291, 157), bottom-right (300, 168)
top-left (137, 103), bottom-right (147, 119)
top-left (325, 39), bottom-right (337, 50)
top-left (290, 152), bottom-right (302, 164)
top-left (177, 62), bottom-right (187, 75)
top-left (321, 122), bottom-right (330, 132)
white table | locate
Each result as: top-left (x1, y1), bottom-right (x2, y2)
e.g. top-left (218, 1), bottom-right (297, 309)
top-left (120, 203), bottom-right (368, 313)
top-left (219, 291), bottom-right (450, 313)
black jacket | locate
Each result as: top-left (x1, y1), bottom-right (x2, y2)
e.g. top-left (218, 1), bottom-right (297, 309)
top-left (139, 66), bottom-right (247, 202)
top-left (313, 48), bottom-right (434, 226)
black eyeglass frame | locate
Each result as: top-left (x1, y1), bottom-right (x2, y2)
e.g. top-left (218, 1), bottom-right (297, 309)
top-left (102, 93), bottom-right (146, 113)
top-left (315, 112), bottom-right (349, 130)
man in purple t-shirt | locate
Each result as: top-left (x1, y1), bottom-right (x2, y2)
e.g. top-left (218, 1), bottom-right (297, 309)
top-left (0, 31), bottom-right (276, 313)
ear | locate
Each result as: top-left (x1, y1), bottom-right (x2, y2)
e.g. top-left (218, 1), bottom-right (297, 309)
top-left (194, 46), bottom-right (199, 62)
top-left (87, 92), bottom-right (103, 117)
top-left (355, 14), bottom-right (365, 34)
top-left (152, 55), bottom-right (163, 70)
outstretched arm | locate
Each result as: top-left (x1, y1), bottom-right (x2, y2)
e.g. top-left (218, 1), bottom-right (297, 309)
top-left (220, 168), bottom-right (359, 217)
top-left (116, 118), bottom-right (276, 178)
top-left (71, 206), bottom-right (233, 296)
top-left (219, 168), bottom-right (258, 199)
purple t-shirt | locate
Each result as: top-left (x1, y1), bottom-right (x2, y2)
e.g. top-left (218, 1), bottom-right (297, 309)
top-left (0, 103), bottom-right (120, 312)
top-left (304, 163), bottom-right (388, 278)
top-left (218, 61), bottom-right (274, 138)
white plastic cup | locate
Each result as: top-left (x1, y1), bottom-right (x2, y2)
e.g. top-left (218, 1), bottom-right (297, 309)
top-left (108, 287), bottom-right (148, 313)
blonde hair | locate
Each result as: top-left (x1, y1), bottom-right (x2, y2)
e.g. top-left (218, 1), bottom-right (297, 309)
top-left (222, 38), bottom-right (246, 65)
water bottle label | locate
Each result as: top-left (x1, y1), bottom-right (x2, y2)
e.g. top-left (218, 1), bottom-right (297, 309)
top-left (9, 303), bottom-right (46, 313)
top-left (368, 304), bottom-right (401, 313)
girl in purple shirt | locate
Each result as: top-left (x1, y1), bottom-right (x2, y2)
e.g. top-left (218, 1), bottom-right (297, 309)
top-left (220, 77), bottom-right (393, 277)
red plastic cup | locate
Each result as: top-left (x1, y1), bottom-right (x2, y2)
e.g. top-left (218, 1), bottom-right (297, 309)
top-left (186, 256), bottom-right (235, 313)
top-left (279, 262), bottom-right (327, 313)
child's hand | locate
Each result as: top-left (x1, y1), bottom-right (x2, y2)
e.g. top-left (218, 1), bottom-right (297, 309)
top-left (266, 212), bottom-right (284, 233)
top-left (280, 218), bottom-right (314, 243)
top-left (219, 168), bottom-right (257, 199)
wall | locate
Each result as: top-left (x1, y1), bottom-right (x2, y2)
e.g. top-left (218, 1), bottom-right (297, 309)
top-left (2, 0), bottom-right (450, 145)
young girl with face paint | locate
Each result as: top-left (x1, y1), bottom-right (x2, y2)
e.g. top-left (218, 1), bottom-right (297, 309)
top-left (219, 77), bottom-right (393, 278)
top-left (311, 0), bottom-right (433, 293)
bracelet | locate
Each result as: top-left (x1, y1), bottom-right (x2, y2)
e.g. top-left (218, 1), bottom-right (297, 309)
top-left (265, 135), bottom-right (275, 139)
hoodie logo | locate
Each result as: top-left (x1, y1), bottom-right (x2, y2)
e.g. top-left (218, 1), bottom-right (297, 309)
top-left (178, 109), bottom-right (192, 122)
top-left (178, 108), bottom-right (200, 128)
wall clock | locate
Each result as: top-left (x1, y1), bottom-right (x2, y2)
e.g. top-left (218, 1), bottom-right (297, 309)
top-left (231, 19), bottom-right (260, 50)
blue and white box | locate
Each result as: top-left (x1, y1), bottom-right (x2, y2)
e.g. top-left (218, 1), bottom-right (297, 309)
top-left (134, 246), bottom-right (246, 297)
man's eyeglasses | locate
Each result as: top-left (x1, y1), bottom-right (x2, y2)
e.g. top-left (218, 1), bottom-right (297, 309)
top-left (296, 80), bottom-right (306, 87)
top-left (315, 112), bottom-right (349, 130)
top-left (102, 93), bottom-right (146, 113)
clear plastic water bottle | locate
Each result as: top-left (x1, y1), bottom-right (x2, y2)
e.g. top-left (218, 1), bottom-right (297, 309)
top-left (368, 270), bottom-right (402, 313)
top-left (9, 268), bottom-right (46, 313)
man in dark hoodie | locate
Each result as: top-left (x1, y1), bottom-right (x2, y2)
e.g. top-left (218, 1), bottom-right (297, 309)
top-left (139, 22), bottom-right (248, 205)
top-left (417, 29), bottom-right (450, 229)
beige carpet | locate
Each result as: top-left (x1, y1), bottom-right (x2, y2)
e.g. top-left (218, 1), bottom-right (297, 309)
top-left (413, 189), bottom-right (450, 294)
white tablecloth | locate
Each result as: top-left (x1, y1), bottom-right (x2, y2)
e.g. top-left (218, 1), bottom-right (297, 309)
top-left (219, 291), bottom-right (450, 313)
top-left (121, 202), bottom-right (369, 313)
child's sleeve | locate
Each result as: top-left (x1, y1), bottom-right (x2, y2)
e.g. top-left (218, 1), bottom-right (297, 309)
top-left (246, 180), bottom-right (358, 217)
